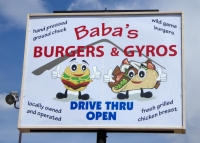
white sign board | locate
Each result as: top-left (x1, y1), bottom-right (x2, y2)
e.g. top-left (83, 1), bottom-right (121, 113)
top-left (18, 12), bottom-right (185, 133)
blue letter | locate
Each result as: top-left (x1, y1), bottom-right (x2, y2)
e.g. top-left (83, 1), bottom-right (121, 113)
top-left (70, 101), bottom-right (78, 110)
top-left (96, 112), bottom-right (102, 120)
top-left (111, 102), bottom-right (118, 110)
top-left (120, 102), bottom-right (126, 110)
top-left (96, 102), bottom-right (102, 110)
top-left (105, 102), bottom-right (111, 110)
top-left (86, 111), bottom-right (95, 120)
top-left (78, 101), bottom-right (85, 110)
top-left (89, 102), bottom-right (96, 110)
top-left (127, 102), bottom-right (134, 110)
top-left (103, 112), bottom-right (108, 120)
top-left (109, 112), bottom-right (116, 120)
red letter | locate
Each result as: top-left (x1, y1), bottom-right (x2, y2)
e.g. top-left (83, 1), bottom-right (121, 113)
top-left (65, 46), bottom-right (75, 57)
top-left (102, 23), bottom-right (112, 36)
top-left (34, 46), bottom-right (42, 57)
top-left (90, 27), bottom-right (99, 37)
top-left (127, 30), bottom-right (138, 39)
top-left (74, 25), bottom-right (88, 40)
top-left (146, 45), bottom-right (155, 56)
top-left (77, 46), bottom-right (85, 57)
top-left (156, 45), bottom-right (168, 56)
top-left (112, 28), bottom-right (122, 37)
top-left (56, 46), bottom-right (64, 57)
top-left (96, 46), bottom-right (104, 57)
top-left (124, 46), bottom-right (134, 57)
top-left (86, 46), bottom-right (95, 57)
top-left (135, 45), bottom-right (145, 57)
top-left (169, 45), bottom-right (177, 56)
top-left (44, 46), bottom-right (54, 57)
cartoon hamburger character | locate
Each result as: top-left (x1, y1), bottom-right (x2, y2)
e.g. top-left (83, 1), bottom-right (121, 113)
top-left (52, 58), bottom-right (101, 100)
top-left (103, 58), bottom-right (167, 99)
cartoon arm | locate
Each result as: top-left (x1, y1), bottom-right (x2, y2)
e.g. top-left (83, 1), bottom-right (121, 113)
top-left (103, 69), bottom-right (115, 83)
top-left (51, 65), bottom-right (61, 79)
top-left (156, 67), bottom-right (167, 82)
top-left (90, 66), bottom-right (101, 79)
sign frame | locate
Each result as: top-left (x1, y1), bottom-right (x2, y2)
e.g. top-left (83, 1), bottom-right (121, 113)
top-left (18, 11), bottom-right (185, 134)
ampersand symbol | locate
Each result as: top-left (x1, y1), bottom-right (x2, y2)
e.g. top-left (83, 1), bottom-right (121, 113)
top-left (111, 47), bottom-right (119, 56)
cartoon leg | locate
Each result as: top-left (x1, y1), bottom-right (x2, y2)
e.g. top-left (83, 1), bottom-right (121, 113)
top-left (78, 91), bottom-right (90, 100)
top-left (117, 90), bottom-right (129, 99)
top-left (140, 88), bottom-right (152, 98)
top-left (56, 89), bottom-right (68, 99)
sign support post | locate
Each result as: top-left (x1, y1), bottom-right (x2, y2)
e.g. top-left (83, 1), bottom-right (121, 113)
top-left (97, 131), bottom-right (107, 143)
top-left (18, 131), bottom-right (22, 143)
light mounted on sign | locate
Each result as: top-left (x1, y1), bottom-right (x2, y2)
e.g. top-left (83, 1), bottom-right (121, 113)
top-left (5, 91), bottom-right (19, 109)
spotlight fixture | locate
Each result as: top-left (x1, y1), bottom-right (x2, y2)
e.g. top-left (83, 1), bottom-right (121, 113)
top-left (5, 92), bottom-right (19, 109)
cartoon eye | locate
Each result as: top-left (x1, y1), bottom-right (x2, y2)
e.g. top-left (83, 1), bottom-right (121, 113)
top-left (128, 70), bottom-right (135, 79)
top-left (81, 64), bottom-right (87, 71)
top-left (138, 68), bottom-right (146, 78)
top-left (70, 62), bottom-right (78, 72)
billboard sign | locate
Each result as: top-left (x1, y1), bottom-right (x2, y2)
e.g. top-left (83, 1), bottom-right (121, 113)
top-left (18, 12), bottom-right (185, 133)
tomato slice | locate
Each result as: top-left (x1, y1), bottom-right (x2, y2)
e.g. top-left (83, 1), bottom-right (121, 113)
top-left (61, 79), bottom-right (90, 90)
top-left (122, 58), bottom-right (129, 65)
top-left (147, 62), bottom-right (155, 70)
top-left (115, 72), bottom-right (124, 82)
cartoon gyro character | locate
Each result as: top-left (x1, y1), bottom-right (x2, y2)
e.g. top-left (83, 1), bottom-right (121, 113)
top-left (51, 58), bottom-right (101, 100)
top-left (103, 58), bottom-right (167, 99)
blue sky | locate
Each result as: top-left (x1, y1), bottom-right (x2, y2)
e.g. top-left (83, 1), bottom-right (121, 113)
top-left (0, 0), bottom-right (200, 142)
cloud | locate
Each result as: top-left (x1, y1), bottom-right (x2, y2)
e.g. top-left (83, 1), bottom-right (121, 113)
top-left (67, 0), bottom-right (103, 10)
top-left (0, 93), bottom-right (14, 109)
top-left (67, 0), bottom-right (151, 11)
top-left (0, 0), bottom-right (49, 29)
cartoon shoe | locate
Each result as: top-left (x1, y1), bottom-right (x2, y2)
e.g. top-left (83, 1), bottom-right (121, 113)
top-left (117, 90), bottom-right (129, 99)
top-left (78, 91), bottom-right (90, 100)
top-left (56, 89), bottom-right (68, 99)
top-left (140, 88), bottom-right (152, 98)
